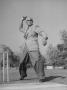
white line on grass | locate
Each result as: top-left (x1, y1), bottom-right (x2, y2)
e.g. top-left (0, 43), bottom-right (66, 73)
top-left (0, 82), bottom-right (67, 90)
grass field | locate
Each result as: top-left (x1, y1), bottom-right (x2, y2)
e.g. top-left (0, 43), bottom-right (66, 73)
top-left (0, 68), bottom-right (67, 85)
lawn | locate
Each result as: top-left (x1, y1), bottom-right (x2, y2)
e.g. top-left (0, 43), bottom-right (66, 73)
top-left (0, 68), bottom-right (67, 85)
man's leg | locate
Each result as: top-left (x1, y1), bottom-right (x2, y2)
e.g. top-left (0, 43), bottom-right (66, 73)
top-left (34, 56), bottom-right (45, 81)
top-left (19, 52), bottom-right (30, 80)
top-left (29, 51), bottom-right (45, 81)
top-left (19, 62), bottom-right (27, 80)
top-left (19, 52), bottom-right (32, 80)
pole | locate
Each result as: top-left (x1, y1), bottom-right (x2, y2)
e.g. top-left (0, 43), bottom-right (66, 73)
top-left (6, 52), bottom-right (9, 82)
top-left (3, 53), bottom-right (5, 82)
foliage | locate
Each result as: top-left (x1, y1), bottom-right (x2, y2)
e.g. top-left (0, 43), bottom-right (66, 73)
top-left (60, 30), bottom-right (67, 44)
top-left (46, 30), bottom-right (67, 67)
top-left (46, 44), bottom-right (66, 66)
top-left (0, 44), bottom-right (20, 68)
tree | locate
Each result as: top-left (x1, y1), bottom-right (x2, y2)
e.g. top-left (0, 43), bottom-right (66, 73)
top-left (0, 44), bottom-right (20, 68)
top-left (46, 44), bottom-right (63, 67)
top-left (47, 44), bottom-right (56, 65)
top-left (58, 30), bottom-right (67, 66)
top-left (60, 30), bottom-right (67, 45)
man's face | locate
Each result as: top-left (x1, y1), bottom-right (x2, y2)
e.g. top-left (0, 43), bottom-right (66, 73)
top-left (26, 20), bottom-right (33, 26)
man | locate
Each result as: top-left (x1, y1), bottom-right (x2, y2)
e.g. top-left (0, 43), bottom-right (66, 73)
top-left (19, 16), bottom-right (48, 81)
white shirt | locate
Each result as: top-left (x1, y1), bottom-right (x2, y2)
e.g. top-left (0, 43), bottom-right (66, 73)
top-left (21, 25), bottom-right (48, 51)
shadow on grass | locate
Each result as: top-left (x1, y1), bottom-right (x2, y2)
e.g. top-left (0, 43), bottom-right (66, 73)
top-left (19, 76), bottom-right (60, 82)
top-left (0, 76), bottom-right (66, 84)
top-left (19, 76), bottom-right (66, 82)
top-left (39, 76), bottom-right (66, 82)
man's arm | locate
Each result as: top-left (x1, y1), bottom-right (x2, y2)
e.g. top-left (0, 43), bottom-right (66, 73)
top-left (19, 25), bottom-right (28, 39)
top-left (35, 25), bottom-right (48, 46)
top-left (35, 25), bottom-right (48, 39)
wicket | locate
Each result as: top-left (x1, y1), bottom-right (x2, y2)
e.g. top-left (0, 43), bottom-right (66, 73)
top-left (3, 51), bottom-right (9, 82)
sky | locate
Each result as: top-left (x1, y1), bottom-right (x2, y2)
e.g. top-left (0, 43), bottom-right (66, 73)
top-left (0, 0), bottom-right (67, 52)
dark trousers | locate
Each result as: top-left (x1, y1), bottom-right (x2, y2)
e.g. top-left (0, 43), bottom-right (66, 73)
top-left (19, 51), bottom-right (45, 80)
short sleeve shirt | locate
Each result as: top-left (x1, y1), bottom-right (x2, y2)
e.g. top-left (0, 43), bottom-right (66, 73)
top-left (25, 25), bottom-right (48, 51)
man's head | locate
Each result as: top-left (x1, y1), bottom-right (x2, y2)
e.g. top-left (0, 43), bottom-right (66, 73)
top-left (19, 16), bottom-right (33, 32)
top-left (26, 17), bottom-right (33, 27)
top-left (21, 16), bottom-right (33, 27)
